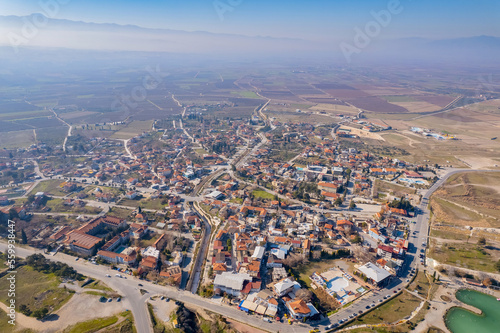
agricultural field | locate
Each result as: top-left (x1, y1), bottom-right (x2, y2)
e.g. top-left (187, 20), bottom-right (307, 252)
top-left (267, 110), bottom-right (337, 125)
top-left (0, 129), bottom-right (35, 148)
top-left (309, 103), bottom-right (359, 115)
top-left (36, 126), bottom-right (69, 146)
top-left (111, 120), bottom-right (154, 140)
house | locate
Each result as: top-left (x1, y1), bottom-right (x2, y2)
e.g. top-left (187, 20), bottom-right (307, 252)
top-left (139, 256), bottom-right (158, 272)
top-left (97, 248), bottom-right (137, 265)
top-left (213, 263), bottom-right (227, 275)
top-left (251, 246), bottom-right (265, 260)
top-left (160, 266), bottom-right (182, 286)
top-left (286, 298), bottom-right (318, 320)
top-left (274, 278), bottom-right (298, 297)
top-left (318, 182), bottom-right (338, 193)
top-left (129, 223), bottom-right (148, 238)
top-left (369, 228), bottom-right (387, 243)
top-left (358, 262), bottom-right (391, 286)
top-left (377, 245), bottom-right (394, 259)
top-left (125, 191), bottom-right (139, 200)
top-left (214, 272), bottom-right (252, 297)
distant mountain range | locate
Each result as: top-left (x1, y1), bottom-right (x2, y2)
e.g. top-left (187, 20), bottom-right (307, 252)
top-left (0, 14), bottom-right (317, 56)
top-left (1, 14), bottom-right (499, 65)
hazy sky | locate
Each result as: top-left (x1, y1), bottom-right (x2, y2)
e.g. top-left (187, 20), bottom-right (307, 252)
top-left (2, 0), bottom-right (500, 40)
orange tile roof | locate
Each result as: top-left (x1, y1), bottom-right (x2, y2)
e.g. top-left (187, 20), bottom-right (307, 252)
top-left (289, 299), bottom-right (311, 315)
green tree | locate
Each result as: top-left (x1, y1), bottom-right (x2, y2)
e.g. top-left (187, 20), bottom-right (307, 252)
top-left (32, 307), bottom-right (49, 319)
top-left (477, 237), bottom-right (486, 246)
top-left (349, 200), bottom-right (356, 210)
top-left (19, 304), bottom-right (31, 316)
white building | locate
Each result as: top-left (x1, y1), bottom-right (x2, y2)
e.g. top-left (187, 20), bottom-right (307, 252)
top-left (214, 272), bottom-right (252, 297)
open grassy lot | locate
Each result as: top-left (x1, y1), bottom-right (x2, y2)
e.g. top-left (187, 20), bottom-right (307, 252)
top-left (430, 172), bottom-right (500, 229)
top-left (252, 190), bottom-right (275, 200)
top-left (45, 197), bottom-right (103, 215)
top-left (0, 266), bottom-right (73, 316)
top-left (107, 207), bottom-right (133, 219)
top-left (346, 290), bottom-right (422, 327)
top-left (428, 239), bottom-right (498, 273)
top-left (63, 315), bottom-right (118, 333)
top-left (83, 280), bottom-right (114, 292)
top-left (407, 271), bottom-right (431, 298)
top-left (29, 179), bottom-right (67, 196)
top-left (83, 185), bottom-right (123, 197)
top-left (118, 197), bottom-right (165, 210)
top-left (0, 308), bottom-right (35, 333)
top-left (373, 179), bottom-right (417, 197)
top-left (430, 228), bottom-right (470, 241)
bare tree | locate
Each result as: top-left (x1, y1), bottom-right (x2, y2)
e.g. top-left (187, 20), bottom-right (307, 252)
top-left (351, 245), bottom-right (375, 263)
top-left (296, 289), bottom-right (313, 302)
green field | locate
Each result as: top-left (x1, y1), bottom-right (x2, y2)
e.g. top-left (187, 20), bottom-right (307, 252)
top-left (0, 266), bottom-right (73, 316)
top-left (374, 179), bottom-right (417, 197)
top-left (407, 271), bottom-right (431, 298)
top-left (0, 308), bottom-right (34, 333)
top-left (346, 290), bottom-right (422, 327)
top-left (231, 91), bottom-right (261, 99)
top-left (252, 190), bottom-right (275, 200)
top-left (63, 315), bottom-right (118, 333)
top-left (107, 207), bottom-right (133, 219)
top-left (83, 280), bottom-right (114, 292)
top-left (428, 239), bottom-right (497, 272)
top-left (45, 197), bottom-right (102, 215)
top-left (83, 185), bottom-right (123, 197)
top-left (29, 180), bottom-right (67, 196)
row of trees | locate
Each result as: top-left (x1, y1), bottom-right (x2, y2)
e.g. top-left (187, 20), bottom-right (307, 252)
top-left (388, 197), bottom-right (414, 212)
top-left (26, 254), bottom-right (83, 280)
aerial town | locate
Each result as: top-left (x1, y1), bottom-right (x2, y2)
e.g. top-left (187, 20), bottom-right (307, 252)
top-left (1, 2), bottom-right (500, 332)
top-left (3, 90), bottom-right (495, 333)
